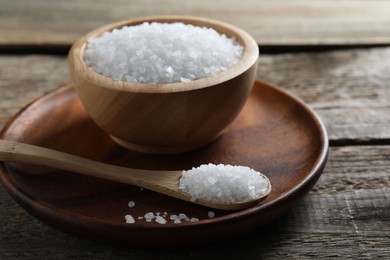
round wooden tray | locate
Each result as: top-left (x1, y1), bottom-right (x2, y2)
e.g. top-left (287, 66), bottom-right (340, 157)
top-left (0, 79), bottom-right (328, 246)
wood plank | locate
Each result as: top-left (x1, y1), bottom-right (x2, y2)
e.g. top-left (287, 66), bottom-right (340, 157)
top-left (0, 55), bottom-right (70, 127)
top-left (1, 0), bottom-right (390, 48)
top-left (1, 145), bottom-right (389, 258)
top-left (1, 48), bottom-right (390, 142)
top-left (259, 47), bottom-right (390, 143)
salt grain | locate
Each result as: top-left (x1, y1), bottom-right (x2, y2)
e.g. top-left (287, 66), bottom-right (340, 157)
top-left (208, 211), bottom-right (215, 218)
top-left (178, 213), bottom-right (188, 220)
top-left (168, 213), bottom-right (200, 224)
top-left (155, 216), bottom-right (167, 224)
top-left (190, 217), bottom-right (199, 222)
top-left (144, 212), bottom-right (155, 222)
top-left (84, 22), bottom-right (243, 84)
top-left (128, 201), bottom-right (135, 208)
top-left (125, 207), bottom-right (203, 225)
top-left (179, 164), bottom-right (269, 203)
top-left (125, 214), bottom-right (135, 224)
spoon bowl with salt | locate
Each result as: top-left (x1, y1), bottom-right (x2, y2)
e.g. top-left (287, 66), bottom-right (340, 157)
top-left (0, 140), bottom-right (271, 211)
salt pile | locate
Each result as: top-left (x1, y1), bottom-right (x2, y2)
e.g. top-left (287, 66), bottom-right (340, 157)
top-left (84, 22), bottom-right (243, 84)
top-left (179, 164), bottom-right (269, 203)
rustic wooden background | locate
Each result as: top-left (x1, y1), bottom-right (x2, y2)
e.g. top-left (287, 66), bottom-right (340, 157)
top-left (0, 0), bottom-right (389, 258)
top-left (2, 0), bottom-right (390, 50)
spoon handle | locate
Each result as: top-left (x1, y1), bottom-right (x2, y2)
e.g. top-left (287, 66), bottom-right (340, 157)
top-left (0, 140), bottom-right (181, 191)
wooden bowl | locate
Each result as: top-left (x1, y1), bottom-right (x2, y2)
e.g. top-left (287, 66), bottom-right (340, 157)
top-left (68, 16), bottom-right (259, 154)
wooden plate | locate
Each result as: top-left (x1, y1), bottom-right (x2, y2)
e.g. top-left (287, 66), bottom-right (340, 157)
top-left (0, 79), bottom-right (328, 246)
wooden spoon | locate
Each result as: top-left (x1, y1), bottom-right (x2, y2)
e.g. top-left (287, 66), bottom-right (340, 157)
top-left (0, 140), bottom-right (271, 211)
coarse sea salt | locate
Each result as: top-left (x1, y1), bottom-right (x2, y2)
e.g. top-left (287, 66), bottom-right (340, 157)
top-left (179, 164), bottom-right (269, 203)
top-left (125, 214), bottom-right (135, 224)
top-left (124, 209), bottom-right (203, 225)
top-left (84, 22), bottom-right (243, 84)
top-left (124, 197), bottom-right (215, 225)
top-left (208, 211), bottom-right (215, 218)
top-left (155, 215), bottom-right (167, 224)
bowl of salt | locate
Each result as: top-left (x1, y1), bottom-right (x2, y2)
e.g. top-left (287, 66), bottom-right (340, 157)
top-left (69, 16), bottom-right (259, 154)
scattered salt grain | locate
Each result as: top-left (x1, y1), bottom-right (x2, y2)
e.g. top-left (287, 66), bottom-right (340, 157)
top-left (178, 213), bottom-right (188, 220)
top-left (190, 217), bottom-right (199, 222)
top-left (208, 211), bottom-right (215, 218)
top-left (179, 164), bottom-right (269, 203)
top-left (155, 216), bottom-right (167, 225)
top-left (84, 22), bottom-right (243, 84)
top-left (125, 208), bottom-right (203, 225)
top-left (128, 201), bottom-right (135, 208)
top-left (125, 214), bottom-right (135, 224)
top-left (144, 212), bottom-right (155, 223)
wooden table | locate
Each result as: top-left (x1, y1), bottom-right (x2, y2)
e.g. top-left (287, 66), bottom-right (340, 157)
top-left (0, 1), bottom-right (389, 258)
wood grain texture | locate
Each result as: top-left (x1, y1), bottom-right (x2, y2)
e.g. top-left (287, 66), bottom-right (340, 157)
top-left (1, 47), bottom-right (389, 141)
top-left (0, 55), bottom-right (69, 127)
top-left (259, 47), bottom-right (390, 143)
top-left (0, 80), bottom-right (326, 245)
top-left (0, 46), bottom-right (389, 256)
top-left (0, 145), bottom-right (388, 258)
top-left (1, 0), bottom-right (390, 47)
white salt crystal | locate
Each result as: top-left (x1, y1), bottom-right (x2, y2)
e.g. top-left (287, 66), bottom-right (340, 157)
top-left (208, 211), bottom-right (215, 218)
top-left (84, 22), bottom-right (243, 84)
top-left (144, 212), bottom-right (155, 220)
top-left (125, 210), bottom-right (203, 224)
top-left (128, 201), bottom-right (135, 208)
top-left (178, 213), bottom-right (188, 220)
top-left (190, 217), bottom-right (199, 222)
top-left (125, 214), bottom-right (135, 224)
top-left (155, 216), bottom-right (167, 224)
top-left (179, 164), bottom-right (269, 203)
top-left (180, 77), bottom-right (191, 83)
